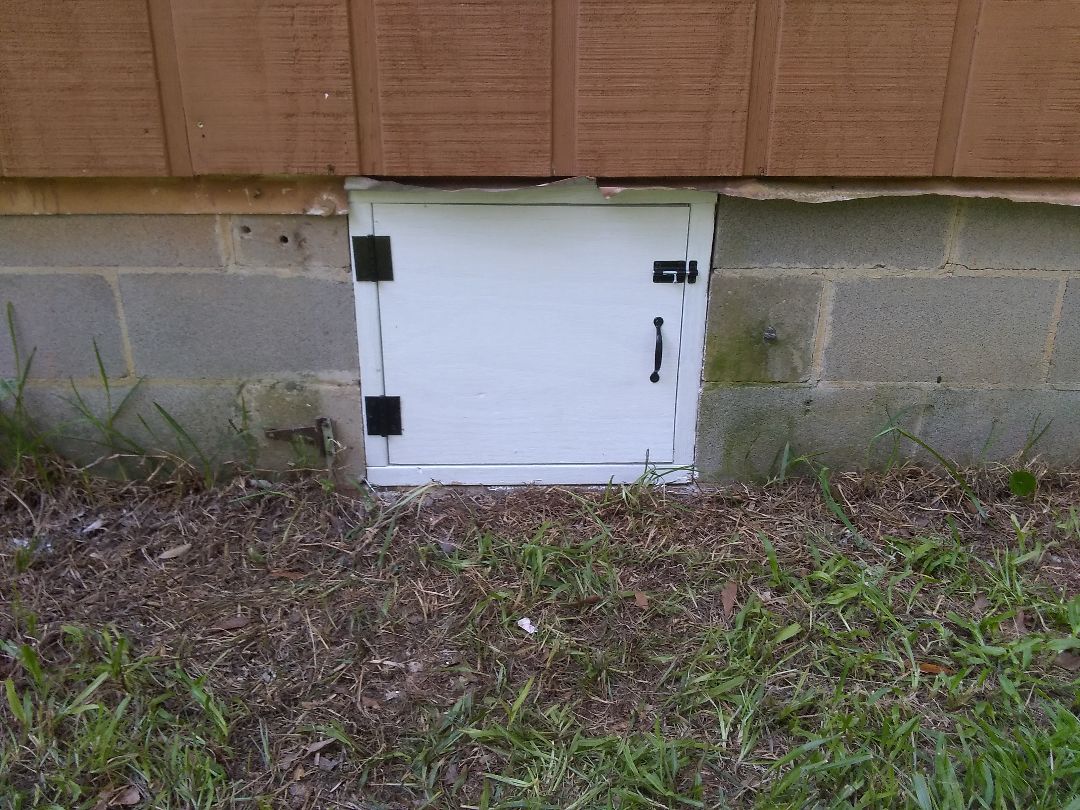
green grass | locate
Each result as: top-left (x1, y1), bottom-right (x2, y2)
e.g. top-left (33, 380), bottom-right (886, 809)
top-left (2, 627), bottom-right (235, 809)
top-left (2, 463), bottom-right (1079, 807)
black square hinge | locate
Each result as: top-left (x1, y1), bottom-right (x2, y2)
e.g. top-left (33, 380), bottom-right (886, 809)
top-left (353, 235), bottom-right (393, 282)
top-left (365, 395), bottom-right (402, 436)
top-left (653, 260), bottom-right (698, 284)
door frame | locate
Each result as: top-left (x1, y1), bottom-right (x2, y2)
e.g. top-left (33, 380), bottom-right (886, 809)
top-left (346, 182), bottom-right (718, 485)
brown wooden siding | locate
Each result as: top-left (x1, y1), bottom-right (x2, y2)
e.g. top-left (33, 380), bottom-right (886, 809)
top-left (1, 0), bottom-right (1079, 178)
top-left (0, 0), bottom-right (168, 177)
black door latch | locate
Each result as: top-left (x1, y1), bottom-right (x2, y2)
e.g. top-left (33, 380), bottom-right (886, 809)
top-left (653, 260), bottom-right (698, 284)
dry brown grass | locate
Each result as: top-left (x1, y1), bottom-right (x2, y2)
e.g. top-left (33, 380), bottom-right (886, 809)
top-left (2, 461), bottom-right (1079, 808)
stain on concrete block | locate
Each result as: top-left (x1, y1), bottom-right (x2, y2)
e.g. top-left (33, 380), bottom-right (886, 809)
top-left (953, 199), bottom-right (1080, 271)
top-left (119, 274), bottom-right (358, 377)
top-left (696, 384), bottom-right (928, 481)
top-left (0, 215), bottom-right (222, 267)
top-left (824, 277), bottom-right (1056, 384)
top-left (917, 388), bottom-right (1080, 466)
top-left (714, 196), bottom-right (953, 270)
top-left (248, 379), bottom-right (364, 477)
top-left (1049, 279), bottom-right (1080, 383)
top-left (0, 274), bottom-right (125, 379)
top-left (19, 378), bottom-right (366, 479)
top-left (232, 215), bottom-right (350, 272)
top-left (704, 275), bottom-right (821, 382)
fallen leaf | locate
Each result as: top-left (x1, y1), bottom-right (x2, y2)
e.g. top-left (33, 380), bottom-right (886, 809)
top-left (516, 617), bottom-right (538, 635)
top-left (443, 762), bottom-right (460, 786)
top-left (1013, 609), bottom-right (1029, 636)
top-left (157, 543), bottom-right (191, 560)
top-left (633, 591), bottom-right (649, 609)
top-left (269, 570), bottom-right (305, 581)
top-left (568, 595), bottom-right (602, 609)
top-left (305, 738), bottom-right (335, 756)
top-left (917, 662), bottom-right (954, 675)
top-left (112, 790), bottom-right (141, 807)
top-left (215, 615), bottom-right (251, 631)
top-left (721, 581), bottom-right (738, 618)
top-left (1055, 651), bottom-right (1080, 672)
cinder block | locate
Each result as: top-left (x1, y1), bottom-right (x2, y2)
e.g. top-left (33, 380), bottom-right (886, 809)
top-left (247, 379), bottom-right (364, 477)
top-left (119, 274), bottom-right (359, 377)
top-left (0, 215), bottom-right (222, 267)
top-left (231, 216), bottom-right (350, 272)
top-left (1049, 279), bottom-right (1080, 383)
top-left (0, 274), bottom-right (125, 379)
top-left (696, 384), bottom-right (929, 481)
top-left (704, 275), bottom-right (821, 382)
top-left (18, 378), bottom-right (366, 478)
top-left (953, 199), bottom-right (1080, 271)
top-left (824, 277), bottom-right (1056, 384)
top-left (713, 196), bottom-right (953, 270)
top-left (17, 382), bottom-right (248, 470)
top-left (917, 388), bottom-right (1080, 466)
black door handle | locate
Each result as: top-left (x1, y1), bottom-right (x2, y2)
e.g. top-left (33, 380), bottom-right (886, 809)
top-left (650, 317), bottom-right (663, 383)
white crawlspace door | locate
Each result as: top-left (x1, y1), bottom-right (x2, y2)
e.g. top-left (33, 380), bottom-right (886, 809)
top-left (354, 200), bottom-right (709, 485)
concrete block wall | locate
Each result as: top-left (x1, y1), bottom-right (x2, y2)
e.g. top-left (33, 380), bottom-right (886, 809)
top-left (699, 196), bottom-right (1080, 480)
top-left (0, 214), bottom-right (364, 477)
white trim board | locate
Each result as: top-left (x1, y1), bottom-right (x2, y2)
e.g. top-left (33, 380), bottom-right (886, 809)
top-left (349, 186), bottom-right (717, 486)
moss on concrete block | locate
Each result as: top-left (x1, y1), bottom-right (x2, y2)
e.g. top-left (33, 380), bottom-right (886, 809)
top-left (704, 275), bottom-right (821, 383)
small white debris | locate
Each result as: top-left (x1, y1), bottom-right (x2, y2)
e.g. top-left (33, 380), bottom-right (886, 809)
top-left (81, 518), bottom-right (106, 535)
top-left (516, 617), bottom-right (538, 635)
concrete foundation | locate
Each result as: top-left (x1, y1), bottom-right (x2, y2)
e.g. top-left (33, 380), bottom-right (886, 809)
top-left (701, 196), bottom-right (1080, 479)
top-left (2, 195), bottom-right (1079, 482)
top-left (0, 214), bottom-right (364, 478)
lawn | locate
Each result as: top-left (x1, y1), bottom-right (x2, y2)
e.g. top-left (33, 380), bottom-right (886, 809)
top-left (2, 461), bottom-right (1079, 809)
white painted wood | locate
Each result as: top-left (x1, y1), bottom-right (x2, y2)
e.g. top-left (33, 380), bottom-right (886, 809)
top-left (348, 198), bottom-right (388, 467)
top-left (364, 464), bottom-right (693, 487)
top-left (673, 202), bottom-right (717, 468)
top-left (375, 203), bottom-right (687, 466)
top-left (348, 186), bottom-right (717, 485)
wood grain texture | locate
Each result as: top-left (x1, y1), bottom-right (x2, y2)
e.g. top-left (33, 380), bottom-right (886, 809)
top-left (373, 0), bottom-right (551, 176)
top-left (933, 0), bottom-right (982, 176)
top-left (0, 0), bottom-right (167, 177)
top-left (575, 1), bottom-right (756, 176)
top-left (768, 0), bottom-right (958, 176)
top-left (171, 0), bottom-right (359, 175)
top-left (551, 0), bottom-right (580, 175)
top-left (743, 0), bottom-right (782, 174)
top-left (147, 0), bottom-right (193, 176)
top-left (956, 1), bottom-right (1080, 177)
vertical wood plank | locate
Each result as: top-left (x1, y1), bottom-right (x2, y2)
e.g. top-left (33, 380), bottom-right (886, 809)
top-left (575, 1), bottom-right (756, 176)
top-left (768, 0), bottom-right (959, 176)
top-left (349, 0), bottom-right (383, 174)
top-left (0, 0), bottom-right (168, 176)
top-left (743, 0), bottom-right (782, 175)
top-left (551, 0), bottom-right (580, 175)
top-left (146, 0), bottom-right (194, 176)
top-left (933, 0), bottom-right (982, 176)
top-left (171, 0), bottom-right (359, 175)
top-left (373, 0), bottom-right (552, 176)
top-left (956, 0), bottom-right (1080, 177)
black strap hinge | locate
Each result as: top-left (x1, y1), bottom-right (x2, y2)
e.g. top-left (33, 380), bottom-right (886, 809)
top-left (652, 260), bottom-right (698, 284)
top-left (353, 235), bottom-right (393, 282)
top-left (365, 395), bottom-right (402, 436)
